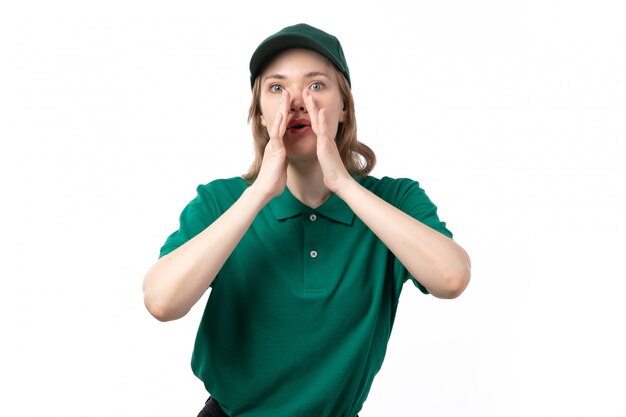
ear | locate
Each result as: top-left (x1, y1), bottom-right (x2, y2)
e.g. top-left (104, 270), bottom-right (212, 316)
top-left (260, 114), bottom-right (267, 128)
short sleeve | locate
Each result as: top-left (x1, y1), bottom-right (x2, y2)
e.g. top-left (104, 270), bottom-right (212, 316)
top-left (387, 178), bottom-right (453, 294)
top-left (159, 179), bottom-right (244, 258)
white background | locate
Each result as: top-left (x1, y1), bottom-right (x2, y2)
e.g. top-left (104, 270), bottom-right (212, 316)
top-left (1, 1), bottom-right (625, 416)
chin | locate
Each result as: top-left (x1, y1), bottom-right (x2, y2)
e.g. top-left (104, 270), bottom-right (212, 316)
top-left (286, 151), bottom-right (318, 161)
top-left (285, 147), bottom-right (318, 162)
top-left (284, 139), bottom-right (317, 157)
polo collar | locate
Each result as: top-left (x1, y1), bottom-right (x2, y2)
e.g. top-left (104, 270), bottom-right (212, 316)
top-left (268, 187), bottom-right (355, 225)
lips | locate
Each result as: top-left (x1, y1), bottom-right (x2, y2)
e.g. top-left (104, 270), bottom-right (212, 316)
top-left (287, 118), bottom-right (311, 130)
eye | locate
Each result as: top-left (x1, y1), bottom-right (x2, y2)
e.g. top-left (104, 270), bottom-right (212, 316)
top-left (270, 84), bottom-right (283, 93)
top-left (310, 82), bottom-right (325, 91)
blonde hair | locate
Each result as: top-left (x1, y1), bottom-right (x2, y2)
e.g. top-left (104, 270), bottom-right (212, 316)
top-left (243, 68), bottom-right (376, 182)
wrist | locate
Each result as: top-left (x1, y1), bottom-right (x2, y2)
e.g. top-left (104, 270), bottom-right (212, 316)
top-left (243, 182), bottom-right (275, 209)
top-left (332, 175), bottom-right (359, 200)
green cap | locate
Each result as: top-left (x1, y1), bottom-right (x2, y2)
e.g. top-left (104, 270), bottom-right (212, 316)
top-left (249, 23), bottom-right (351, 88)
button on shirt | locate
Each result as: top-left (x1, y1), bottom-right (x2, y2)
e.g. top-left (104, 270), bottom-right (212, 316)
top-left (159, 176), bottom-right (452, 417)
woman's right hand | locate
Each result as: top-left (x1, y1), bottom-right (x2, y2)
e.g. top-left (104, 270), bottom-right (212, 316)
top-left (252, 90), bottom-right (289, 199)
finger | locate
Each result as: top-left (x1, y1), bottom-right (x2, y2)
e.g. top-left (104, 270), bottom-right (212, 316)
top-left (278, 90), bottom-right (289, 137)
top-left (303, 89), bottom-right (321, 133)
top-left (269, 111), bottom-right (283, 141)
top-left (317, 108), bottom-right (327, 137)
top-left (282, 89), bottom-right (290, 118)
top-left (269, 91), bottom-right (289, 141)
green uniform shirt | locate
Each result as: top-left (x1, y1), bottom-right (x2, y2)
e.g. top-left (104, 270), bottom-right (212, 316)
top-left (160, 176), bottom-right (452, 417)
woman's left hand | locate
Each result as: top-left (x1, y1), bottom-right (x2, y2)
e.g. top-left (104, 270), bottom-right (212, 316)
top-left (303, 89), bottom-right (354, 194)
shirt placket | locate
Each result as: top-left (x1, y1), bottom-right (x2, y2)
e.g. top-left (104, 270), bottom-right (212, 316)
top-left (302, 210), bottom-right (325, 292)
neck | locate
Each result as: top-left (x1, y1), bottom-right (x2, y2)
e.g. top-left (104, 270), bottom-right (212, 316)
top-left (286, 161), bottom-right (331, 208)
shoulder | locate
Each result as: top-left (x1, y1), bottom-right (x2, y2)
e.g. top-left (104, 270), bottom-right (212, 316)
top-left (195, 176), bottom-right (248, 197)
top-left (358, 175), bottom-right (426, 202)
top-left (196, 176), bottom-right (248, 194)
top-left (360, 175), bottom-right (452, 238)
top-left (183, 177), bottom-right (248, 215)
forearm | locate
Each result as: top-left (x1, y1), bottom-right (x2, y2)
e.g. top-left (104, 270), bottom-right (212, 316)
top-left (336, 179), bottom-right (471, 299)
top-left (143, 185), bottom-right (271, 321)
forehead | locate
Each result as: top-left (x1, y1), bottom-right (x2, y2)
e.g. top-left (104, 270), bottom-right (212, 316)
top-left (261, 48), bottom-right (334, 75)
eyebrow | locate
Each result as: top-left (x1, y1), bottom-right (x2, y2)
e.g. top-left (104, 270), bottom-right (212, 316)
top-left (263, 71), bottom-right (332, 83)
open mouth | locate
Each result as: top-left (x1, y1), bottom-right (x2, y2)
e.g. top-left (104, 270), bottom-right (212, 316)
top-left (287, 118), bottom-right (311, 130)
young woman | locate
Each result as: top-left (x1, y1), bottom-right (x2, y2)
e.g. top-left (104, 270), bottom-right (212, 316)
top-left (143, 23), bottom-right (471, 417)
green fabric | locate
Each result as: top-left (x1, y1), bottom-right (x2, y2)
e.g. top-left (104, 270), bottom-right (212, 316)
top-left (160, 176), bottom-right (452, 417)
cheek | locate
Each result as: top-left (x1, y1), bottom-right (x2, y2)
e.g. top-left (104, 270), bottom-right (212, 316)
top-left (328, 105), bottom-right (345, 127)
top-left (327, 98), bottom-right (346, 123)
top-left (258, 98), bottom-right (275, 129)
top-left (261, 112), bottom-right (277, 132)
top-left (338, 108), bottom-right (346, 123)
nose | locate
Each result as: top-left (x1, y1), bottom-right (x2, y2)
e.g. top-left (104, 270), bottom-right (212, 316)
top-left (289, 90), bottom-right (307, 113)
